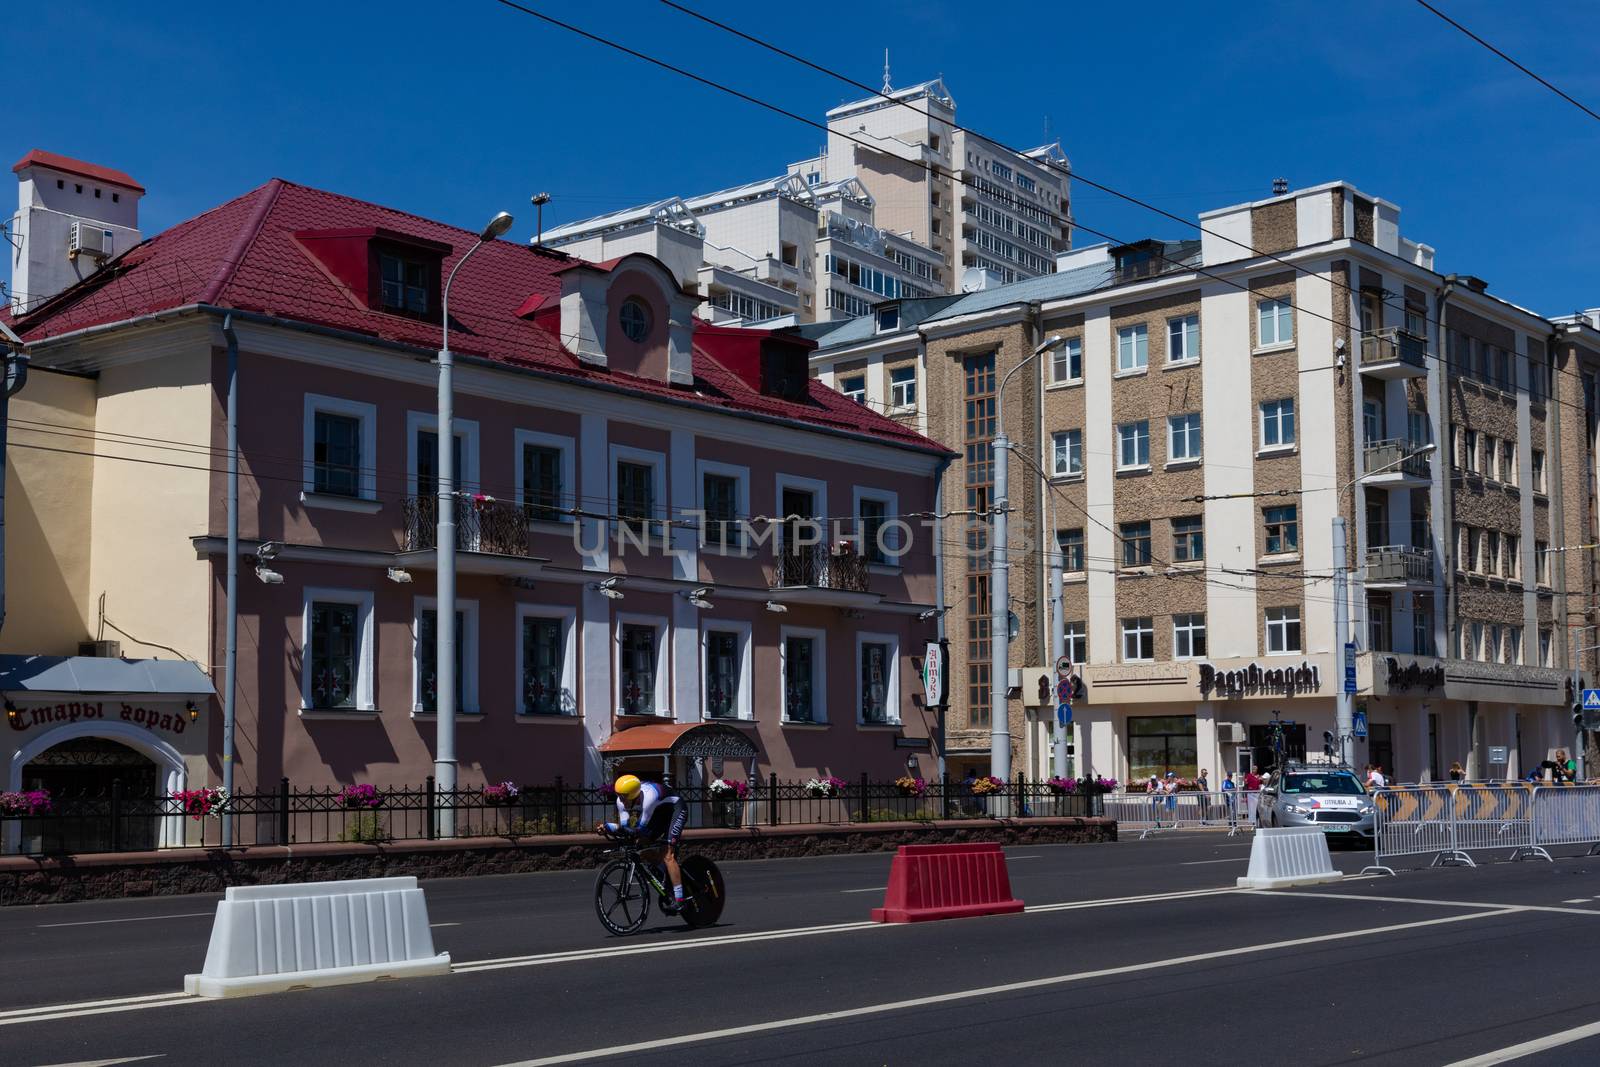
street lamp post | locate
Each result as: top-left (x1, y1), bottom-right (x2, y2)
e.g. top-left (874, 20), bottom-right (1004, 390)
top-left (1333, 440), bottom-right (1436, 769)
top-left (990, 334), bottom-right (1065, 790)
top-left (435, 210), bottom-right (514, 837)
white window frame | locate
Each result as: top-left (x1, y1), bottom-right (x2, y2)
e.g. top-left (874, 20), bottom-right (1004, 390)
top-left (1051, 337), bottom-right (1084, 385)
top-left (701, 619), bottom-right (753, 721)
top-left (889, 365), bottom-right (917, 410)
top-left (852, 485), bottom-right (902, 565)
top-left (1265, 606), bottom-right (1302, 655)
top-left (1257, 298), bottom-right (1294, 348)
top-left (1535, 542), bottom-right (1550, 586)
top-left (1167, 413), bottom-right (1202, 463)
top-left (1173, 613), bottom-right (1206, 660)
top-left (515, 429), bottom-right (577, 525)
top-left (614, 613), bottom-right (670, 718)
top-left (840, 374), bottom-right (867, 403)
top-left (1167, 314), bottom-right (1200, 365)
top-left (1063, 622), bottom-right (1087, 665)
top-left (406, 410), bottom-right (481, 497)
top-left (1540, 628), bottom-right (1554, 667)
top-left (697, 458), bottom-right (751, 554)
top-left (855, 631), bottom-right (901, 726)
top-left (1120, 617), bottom-right (1154, 663)
top-left (610, 444), bottom-right (668, 539)
top-left (775, 473), bottom-right (829, 538)
top-left (300, 586), bottom-right (376, 712)
top-left (1260, 398), bottom-right (1296, 451)
top-left (514, 603), bottom-right (579, 716)
top-left (780, 625), bottom-right (828, 724)
top-left (1117, 420), bottom-right (1150, 470)
top-left (1532, 450), bottom-right (1546, 494)
top-left (1052, 429), bottom-right (1083, 478)
top-left (1116, 324), bottom-right (1149, 374)
top-left (302, 393), bottom-right (379, 509)
top-left (411, 595), bottom-right (480, 716)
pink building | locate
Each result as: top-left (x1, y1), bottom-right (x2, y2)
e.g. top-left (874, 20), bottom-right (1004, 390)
top-left (3, 167), bottom-right (952, 800)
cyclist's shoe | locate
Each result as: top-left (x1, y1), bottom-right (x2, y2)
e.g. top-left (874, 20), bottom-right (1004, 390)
top-left (660, 898), bottom-right (682, 915)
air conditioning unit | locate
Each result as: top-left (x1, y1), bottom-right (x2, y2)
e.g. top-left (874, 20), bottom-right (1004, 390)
top-left (69, 221), bottom-right (113, 261)
top-left (1218, 722), bottom-right (1247, 744)
top-left (78, 639), bottom-right (122, 659)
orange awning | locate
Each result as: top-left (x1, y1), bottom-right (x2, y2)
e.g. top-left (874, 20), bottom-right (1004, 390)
top-left (598, 721), bottom-right (760, 761)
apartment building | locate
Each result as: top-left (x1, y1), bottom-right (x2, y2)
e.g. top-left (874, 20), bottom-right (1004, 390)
top-left (0, 154), bottom-right (951, 836)
top-left (813, 180), bottom-right (1596, 785)
top-left (789, 78), bottom-right (1072, 285)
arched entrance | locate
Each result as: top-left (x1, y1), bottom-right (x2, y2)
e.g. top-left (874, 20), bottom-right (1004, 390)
top-left (21, 738), bottom-right (159, 853)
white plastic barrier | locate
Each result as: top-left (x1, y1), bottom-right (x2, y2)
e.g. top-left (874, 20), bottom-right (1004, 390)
top-left (184, 876), bottom-right (451, 998)
top-left (1236, 826), bottom-right (1344, 889)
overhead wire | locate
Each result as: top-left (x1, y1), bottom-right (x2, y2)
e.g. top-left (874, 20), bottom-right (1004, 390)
top-left (1412, 0), bottom-right (1600, 124)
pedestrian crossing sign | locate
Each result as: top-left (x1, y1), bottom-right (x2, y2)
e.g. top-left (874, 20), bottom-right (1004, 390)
top-left (1583, 689), bottom-right (1600, 711)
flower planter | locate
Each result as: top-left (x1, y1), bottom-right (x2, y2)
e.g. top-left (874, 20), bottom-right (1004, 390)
top-left (710, 799), bottom-right (743, 829)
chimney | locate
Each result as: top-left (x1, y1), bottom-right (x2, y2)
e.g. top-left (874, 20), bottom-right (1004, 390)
top-left (9, 150), bottom-right (143, 314)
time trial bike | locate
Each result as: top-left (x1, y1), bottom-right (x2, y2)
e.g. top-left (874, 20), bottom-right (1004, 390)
top-left (593, 827), bottom-right (725, 936)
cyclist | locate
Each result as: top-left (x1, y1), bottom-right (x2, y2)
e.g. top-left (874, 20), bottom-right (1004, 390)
top-left (599, 774), bottom-right (688, 911)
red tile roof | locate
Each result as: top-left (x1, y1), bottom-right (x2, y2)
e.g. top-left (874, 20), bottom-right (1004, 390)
top-left (12, 150), bottom-right (145, 193)
top-left (8, 178), bottom-right (946, 454)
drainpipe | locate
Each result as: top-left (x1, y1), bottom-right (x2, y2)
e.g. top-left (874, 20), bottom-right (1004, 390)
top-left (0, 320), bottom-right (30, 639)
top-left (221, 314), bottom-right (238, 846)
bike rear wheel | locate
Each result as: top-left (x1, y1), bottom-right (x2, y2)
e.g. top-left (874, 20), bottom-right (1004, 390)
top-left (594, 858), bottom-right (651, 936)
top-left (678, 854), bottom-right (726, 928)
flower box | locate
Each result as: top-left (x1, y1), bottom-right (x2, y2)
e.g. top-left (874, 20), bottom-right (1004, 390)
top-left (804, 776), bottom-right (848, 799)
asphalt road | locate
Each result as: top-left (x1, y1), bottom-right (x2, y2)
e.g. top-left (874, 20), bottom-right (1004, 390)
top-left (5, 834), bottom-right (1600, 1066)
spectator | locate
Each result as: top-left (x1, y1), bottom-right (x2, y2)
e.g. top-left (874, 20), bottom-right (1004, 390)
top-left (1244, 767), bottom-right (1262, 792)
top-left (1368, 765), bottom-right (1388, 790)
top-left (1163, 771), bottom-right (1180, 816)
top-left (1197, 767), bottom-right (1211, 792)
top-left (1221, 771), bottom-right (1238, 826)
top-left (1556, 750), bottom-right (1576, 782)
top-left (1448, 761), bottom-right (1465, 782)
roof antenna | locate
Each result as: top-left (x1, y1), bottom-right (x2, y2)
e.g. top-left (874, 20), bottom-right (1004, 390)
top-left (530, 192), bottom-right (551, 246)
top-left (882, 48), bottom-right (891, 93)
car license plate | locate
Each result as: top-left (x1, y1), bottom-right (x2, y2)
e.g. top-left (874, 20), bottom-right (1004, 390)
top-left (1321, 825), bottom-right (1351, 833)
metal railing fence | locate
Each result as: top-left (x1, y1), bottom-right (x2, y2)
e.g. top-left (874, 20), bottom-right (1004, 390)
top-left (1364, 783), bottom-right (1551, 874)
top-left (1100, 790), bottom-right (1259, 838)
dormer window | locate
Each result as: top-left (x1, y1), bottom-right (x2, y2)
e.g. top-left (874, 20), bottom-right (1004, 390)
top-left (876, 306), bottom-right (900, 333)
top-left (619, 297), bottom-right (651, 342)
top-left (380, 253), bottom-right (430, 315)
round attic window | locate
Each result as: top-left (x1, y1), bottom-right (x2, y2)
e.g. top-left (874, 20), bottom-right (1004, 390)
top-left (619, 298), bottom-right (652, 343)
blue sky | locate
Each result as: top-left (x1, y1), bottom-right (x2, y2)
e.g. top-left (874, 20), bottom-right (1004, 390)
top-left (10, 1), bottom-right (1599, 315)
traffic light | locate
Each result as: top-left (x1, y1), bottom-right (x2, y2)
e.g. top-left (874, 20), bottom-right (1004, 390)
top-left (1323, 730), bottom-right (1335, 758)
top-left (1576, 704), bottom-right (1584, 730)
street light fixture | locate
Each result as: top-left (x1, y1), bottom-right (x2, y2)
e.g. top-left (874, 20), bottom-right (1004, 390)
top-left (435, 210), bottom-right (513, 838)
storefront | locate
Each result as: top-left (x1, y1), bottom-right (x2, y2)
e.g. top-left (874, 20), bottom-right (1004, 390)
top-left (2, 655), bottom-right (215, 853)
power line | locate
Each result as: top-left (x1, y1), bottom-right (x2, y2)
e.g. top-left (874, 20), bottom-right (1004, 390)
top-left (1413, 0), bottom-right (1600, 124)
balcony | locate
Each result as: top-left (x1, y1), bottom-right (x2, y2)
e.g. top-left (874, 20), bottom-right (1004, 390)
top-left (1358, 327), bottom-right (1427, 379)
top-left (769, 543), bottom-right (880, 607)
top-left (398, 496), bottom-right (546, 578)
top-left (1365, 546), bottom-right (1433, 589)
top-left (1361, 439), bottom-right (1433, 489)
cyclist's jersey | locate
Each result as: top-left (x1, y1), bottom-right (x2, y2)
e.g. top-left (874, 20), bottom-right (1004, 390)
top-left (609, 781), bottom-right (682, 841)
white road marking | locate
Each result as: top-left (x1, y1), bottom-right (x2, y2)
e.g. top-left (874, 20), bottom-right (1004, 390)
top-left (0, 993), bottom-right (196, 1029)
top-left (1443, 1018), bottom-right (1600, 1065)
top-left (1007, 855), bottom-right (1042, 860)
top-left (36, 913), bottom-right (212, 929)
top-left (1180, 858), bottom-right (1249, 866)
top-left (430, 922), bottom-right (462, 928)
top-left (840, 887), bottom-right (887, 894)
top-left (1257, 889), bottom-right (1600, 917)
top-left (1563, 898), bottom-right (1589, 904)
top-left (492, 908), bottom-right (1521, 1066)
top-left (29, 1058), bottom-right (164, 1067)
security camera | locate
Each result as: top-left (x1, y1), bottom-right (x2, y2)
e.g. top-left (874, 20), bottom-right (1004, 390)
top-left (386, 568), bottom-right (413, 584)
top-left (765, 601), bottom-right (788, 614)
top-left (256, 541), bottom-right (280, 562)
top-left (255, 565), bottom-right (284, 585)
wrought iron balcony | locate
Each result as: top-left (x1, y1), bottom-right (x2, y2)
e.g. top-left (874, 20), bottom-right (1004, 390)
top-left (402, 496), bottom-right (535, 558)
top-left (1365, 546), bottom-right (1433, 588)
top-left (1358, 327), bottom-right (1427, 378)
top-left (771, 543), bottom-right (871, 594)
top-left (1362, 439), bottom-right (1433, 486)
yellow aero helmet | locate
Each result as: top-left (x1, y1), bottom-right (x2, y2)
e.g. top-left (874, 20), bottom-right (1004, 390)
top-left (614, 774), bottom-right (643, 800)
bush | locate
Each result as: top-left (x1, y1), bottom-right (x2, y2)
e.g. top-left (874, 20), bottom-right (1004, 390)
top-left (339, 812), bottom-right (388, 844)
top-left (507, 815), bottom-right (560, 837)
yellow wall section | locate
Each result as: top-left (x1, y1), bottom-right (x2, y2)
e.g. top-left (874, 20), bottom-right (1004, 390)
top-left (0, 369), bottom-right (98, 655)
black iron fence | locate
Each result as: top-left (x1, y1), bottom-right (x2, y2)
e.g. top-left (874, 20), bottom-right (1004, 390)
top-left (402, 495), bottom-right (533, 557)
top-left (0, 775), bottom-right (1105, 856)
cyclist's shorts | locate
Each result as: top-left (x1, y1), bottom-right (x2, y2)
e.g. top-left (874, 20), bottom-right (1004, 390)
top-left (641, 798), bottom-right (687, 847)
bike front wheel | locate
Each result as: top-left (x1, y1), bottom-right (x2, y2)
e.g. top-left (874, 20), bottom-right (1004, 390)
top-left (678, 854), bottom-right (726, 928)
top-left (594, 858), bottom-right (651, 936)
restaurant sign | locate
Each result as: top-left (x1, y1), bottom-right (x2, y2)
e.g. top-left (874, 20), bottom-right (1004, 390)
top-left (1384, 657), bottom-right (1445, 692)
top-left (1198, 661), bottom-right (1322, 699)
top-left (6, 701), bottom-right (191, 736)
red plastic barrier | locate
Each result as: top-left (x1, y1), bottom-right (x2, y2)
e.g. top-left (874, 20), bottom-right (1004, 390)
top-left (869, 842), bottom-right (1025, 923)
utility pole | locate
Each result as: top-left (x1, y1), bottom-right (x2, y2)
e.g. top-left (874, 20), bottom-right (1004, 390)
top-left (0, 320), bottom-right (29, 639)
top-left (1332, 515), bottom-right (1354, 768)
top-left (221, 315), bottom-right (239, 847)
top-left (1050, 544), bottom-right (1068, 780)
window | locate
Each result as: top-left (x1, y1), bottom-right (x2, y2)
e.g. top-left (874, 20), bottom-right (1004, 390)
top-left (1058, 528), bottom-right (1085, 573)
top-left (1464, 430), bottom-right (1479, 474)
top-left (876, 307), bottom-right (900, 333)
top-left (1168, 414), bottom-right (1202, 463)
top-left (840, 375), bottom-right (866, 404)
top-left (1468, 621), bottom-right (1484, 661)
top-left (1117, 324), bottom-right (1148, 373)
top-left (1121, 618), bottom-right (1154, 662)
top-left (314, 412), bottom-right (362, 497)
top-left (1484, 531), bottom-right (1500, 575)
top-left (1120, 521), bottom-right (1152, 568)
top-left (379, 253), bottom-right (429, 315)
top-left (704, 630), bottom-right (742, 719)
top-left (1486, 625), bottom-right (1501, 664)
top-left (1264, 505), bottom-right (1299, 556)
top-left (521, 442), bottom-right (564, 522)
top-left (1535, 541), bottom-right (1550, 586)
top-left (1117, 421), bottom-right (1150, 469)
top-left (1052, 337), bottom-right (1083, 383)
top-left (1363, 398), bottom-right (1384, 447)
top-left (1369, 597), bottom-right (1391, 652)
top-left (301, 588), bottom-right (374, 712)
top-left (964, 354), bottom-right (996, 726)
top-left (619, 623), bottom-right (661, 715)
top-left (1508, 626), bottom-right (1523, 665)
top-left (1504, 534), bottom-right (1519, 580)
top-left (416, 605), bottom-right (467, 715)
top-left (858, 635), bottom-right (899, 724)
top-left (703, 473), bottom-right (740, 549)
top-left (1064, 622), bottom-right (1087, 665)
top-left (857, 495), bottom-right (891, 565)
top-left (304, 395), bottom-right (377, 504)
top-left (1168, 315), bottom-right (1200, 364)
top-left (1533, 450), bottom-right (1546, 493)
top-left (1257, 298), bottom-right (1293, 346)
top-left (1265, 606), bottom-right (1302, 654)
top-left (618, 297), bottom-right (651, 342)
top-left (615, 457), bottom-right (657, 539)
top-left (1540, 628), bottom-right (1554, 668)
top-left (1260, 398), bottom-right (1296, 449)
top-left (1172, 516), bottom-right (1204, 562)
top-left (782, 629), bottom-right (825, 723)
top-left (1462, 527), bottom-right (1477, 572)
top-left (1173, 613), bottom-right (1207, 660)
top-left (1484, 437), bottom-right (1499, 481)
top-left (890, 366), bottom-right (917, 409)
top-left (518, 608), bottom-right (573, 716)
top-left (1053, 430), bottom-right (1083, 477)
top-left (1408, 410), bottom-right (1431, 450)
